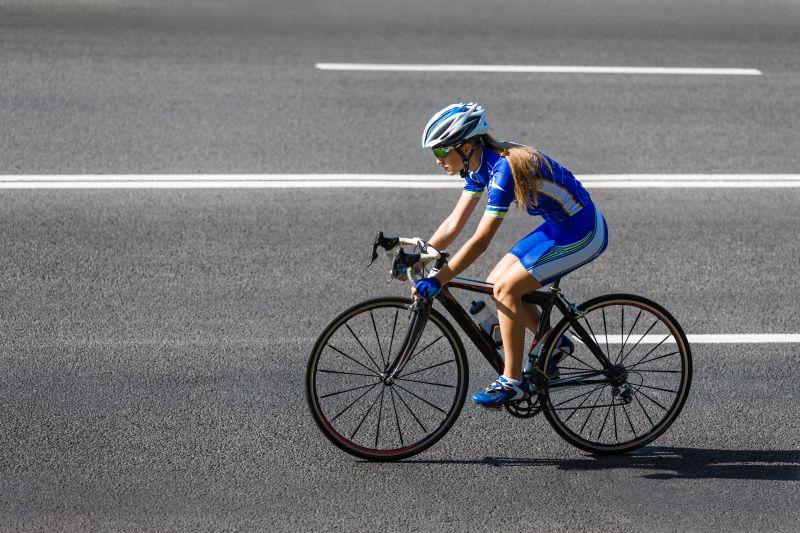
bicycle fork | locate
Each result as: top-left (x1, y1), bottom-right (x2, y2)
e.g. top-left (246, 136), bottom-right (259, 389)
top-left (383, 297), bottom-right (433, 382)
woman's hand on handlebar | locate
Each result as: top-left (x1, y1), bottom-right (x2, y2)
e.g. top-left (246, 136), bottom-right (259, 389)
top-left (413, 277), bottom-right (441, 299)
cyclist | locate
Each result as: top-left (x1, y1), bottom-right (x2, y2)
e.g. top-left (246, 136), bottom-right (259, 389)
top-left (413, 102), bottom-right (608, 408)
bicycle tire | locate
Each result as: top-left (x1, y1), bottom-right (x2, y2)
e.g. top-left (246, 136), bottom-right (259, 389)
top-left (538, 293), bottom-right (692, 455)
top-left (306, 297), bottom-right (468, 461)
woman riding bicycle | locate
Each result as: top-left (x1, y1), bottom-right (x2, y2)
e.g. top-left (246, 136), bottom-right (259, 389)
top-left (413, 102), bottom-right (609, 408)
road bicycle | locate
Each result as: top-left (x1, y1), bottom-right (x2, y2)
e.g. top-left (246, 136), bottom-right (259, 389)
top-left (306, 232), bottom-right (692, 461)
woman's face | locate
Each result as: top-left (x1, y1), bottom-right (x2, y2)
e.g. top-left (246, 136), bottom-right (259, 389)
top-left (434, 144), bottom-right (468, 175)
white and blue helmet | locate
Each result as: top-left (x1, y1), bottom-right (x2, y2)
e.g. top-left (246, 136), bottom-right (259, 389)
top-left (421, 102), bottom-right (489, 149)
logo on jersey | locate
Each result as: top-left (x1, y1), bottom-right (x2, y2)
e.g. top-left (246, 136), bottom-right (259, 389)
top-left (489, 176), bottom-right (505, 192)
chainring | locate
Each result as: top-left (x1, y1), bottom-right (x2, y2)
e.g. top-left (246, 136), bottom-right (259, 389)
top-left (505, 395), bottom-right (542, 418)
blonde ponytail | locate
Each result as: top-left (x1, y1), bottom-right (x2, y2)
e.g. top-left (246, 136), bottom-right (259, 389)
top-left (483, 135), bottom-right (551, 210)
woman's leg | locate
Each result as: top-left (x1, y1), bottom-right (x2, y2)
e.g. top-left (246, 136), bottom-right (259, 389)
top-left (492, 257), bottom-right (542, 380)
top-left (487, 254), bottom-right (542, 335)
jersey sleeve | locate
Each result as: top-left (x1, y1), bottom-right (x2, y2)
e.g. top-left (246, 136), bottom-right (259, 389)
top-left (462, 172), bottom-right (485, 198)
top-left (484, 158), bottom-right (515, 218)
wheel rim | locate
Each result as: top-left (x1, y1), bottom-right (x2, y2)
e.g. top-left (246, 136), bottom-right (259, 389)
top-left (309, 301), bottom-right (465, 457)
top-left (542, 298), bottom-right (691, 452)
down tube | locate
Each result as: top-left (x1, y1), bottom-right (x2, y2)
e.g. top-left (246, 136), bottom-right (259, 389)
top-left (435, 288), bottom-right (504, 373)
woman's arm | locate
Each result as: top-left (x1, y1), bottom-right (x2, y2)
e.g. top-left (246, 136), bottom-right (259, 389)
top-left (433, 215), bottom-right (504, 285)
top-left (427, 194), bottom-right (480, 250)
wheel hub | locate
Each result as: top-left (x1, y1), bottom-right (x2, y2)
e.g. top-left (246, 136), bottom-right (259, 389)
top-left (606, 365), bottom-right (629, 387)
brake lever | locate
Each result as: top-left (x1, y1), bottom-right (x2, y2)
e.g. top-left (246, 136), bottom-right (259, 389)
top-left (368, 231), bottom-right (400, 267)
top-left (387, 248), bottom-right (404, 282)
top-left (368, 231), bottom-right (384, 267)
top-left (387, 248), bottom-right (416, 283)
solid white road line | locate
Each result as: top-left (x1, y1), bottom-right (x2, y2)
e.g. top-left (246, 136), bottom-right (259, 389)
top-left (1, 174), bottom-right (799, 189)
top-left (315, 63), bottom-right (763, 76)
top-left (577, 334), bottom-right (800, 344)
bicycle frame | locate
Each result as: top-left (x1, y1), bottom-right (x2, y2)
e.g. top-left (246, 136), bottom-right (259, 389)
top-left (388, 276), bottom-right (616, 389)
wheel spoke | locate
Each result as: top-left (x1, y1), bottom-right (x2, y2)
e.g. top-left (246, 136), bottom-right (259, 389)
top-left (374, 386), bottom-right (386, 447)
top-left (395, 383), bottom-right (447, 415)
top-left (627, 350), bottom-right (681, 370)
top-left (553, 402), bottom-right (622, 411)
top-left (331, 382), bottom-right (380, 422)
top-left (562, 384), bottom-right (605, 424)
top-left (579, 385), bottom-right (606, 434)
top-left (562, 348), bottom-right (599, 370)
top-left (405, 335), bottom-right (444, 365)
top-left (638, 383), bottom-right (679, 394)
top-left (398, 358), bottom-right (454, 379)
top-left (389, 388), bottom-right (404, 446)
top-left (602, 307), bottom-right (611, 362)
top-left (393, 387), bottom-right (427, 433)
top-left (617, 307), bottom-right (642, 364)
top-left (394, 377), bottom-right (455, 388)
top-left (636, 388), bottom-right (670, 411)
top-left (597, 402), bottom-right (613, 440)
top-left (318, 368), bottom-right (376, 378)
top-left (346, 324), bottom-right (383, 373)
top-left (617, 305), bottom-right (625, 362)
top-left (558, 365), bottom-right (601, 372)
top-left (327, 344), bottom-right (380, 377)
top-left (612, 399), bottom-right (619, 443)
top-left (624, 333), bottom-right (672, 368)
top-left (552, 384), bottom-right (604, 408)
top-left (618, 319), bottom-right (658, 364)
top-left (350, 386), bottom-right (384, 440)
top-left (631, 368), bottom-right (682, 374)
top-left (370, 310), bottom-right (386, 368)
top-left (557, 370), bottom-right (606, 377)
top-left (320, 381), bottom-right (379, 399)
top-left (581, 316), bottom-right (604, 361)
top-left (634, 390), bottom-right (655, 426)
top-left (622, 403), bottom-right (637, 437)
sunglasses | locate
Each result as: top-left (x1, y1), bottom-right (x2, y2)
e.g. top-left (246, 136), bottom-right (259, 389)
top-left (432, 145), bottom-right (459, 159)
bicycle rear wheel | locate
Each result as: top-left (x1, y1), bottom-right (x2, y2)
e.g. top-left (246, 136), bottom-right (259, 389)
top-left (538, 294), bottom-right (692, 454)
top-left (306, 297), bottom-right (468, 461)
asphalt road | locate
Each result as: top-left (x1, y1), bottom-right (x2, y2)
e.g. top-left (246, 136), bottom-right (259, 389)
top-left (1, 1), bottom-right (799, 532)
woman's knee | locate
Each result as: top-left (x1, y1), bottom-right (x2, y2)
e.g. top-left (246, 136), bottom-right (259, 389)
top-left (493, 278), bottom-right (521, 302)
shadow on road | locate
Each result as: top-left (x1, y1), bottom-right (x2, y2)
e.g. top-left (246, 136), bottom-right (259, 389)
top-left (402, 447), bottom-right (800, 481)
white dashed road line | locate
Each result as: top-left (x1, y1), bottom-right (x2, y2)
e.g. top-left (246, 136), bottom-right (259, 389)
top-left (315, 63), bottom-right (763, 76)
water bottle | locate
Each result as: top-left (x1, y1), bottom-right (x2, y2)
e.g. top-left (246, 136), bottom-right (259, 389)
top-left (469, 300), bottom-right (502, 348)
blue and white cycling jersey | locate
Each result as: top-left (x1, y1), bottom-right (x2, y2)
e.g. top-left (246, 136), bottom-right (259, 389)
top-left (461, 147), bottom-right (607, 284)
top-left (462, 147), bottom-right (593, 224)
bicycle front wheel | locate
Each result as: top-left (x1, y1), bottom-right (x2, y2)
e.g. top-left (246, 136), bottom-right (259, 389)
top-left (539, 294), bottom-right (692, 454)
top-left (306, 297), bottom-right (468, 461)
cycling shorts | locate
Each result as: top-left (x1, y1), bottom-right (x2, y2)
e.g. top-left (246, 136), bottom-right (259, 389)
top-left (509, 203), bottom-right (608, 285)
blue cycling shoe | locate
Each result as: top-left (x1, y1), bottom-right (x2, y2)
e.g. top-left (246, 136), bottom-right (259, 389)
top-left (546, 334), bottom-right (575, 376)
top-left (471, 376), bottom-right (525, 408)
